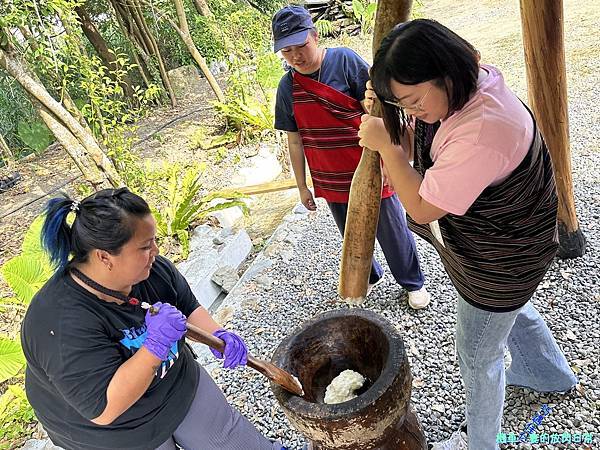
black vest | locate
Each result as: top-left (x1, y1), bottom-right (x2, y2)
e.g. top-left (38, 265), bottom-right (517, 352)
top-left (408, 116), bottom-right (558, 311)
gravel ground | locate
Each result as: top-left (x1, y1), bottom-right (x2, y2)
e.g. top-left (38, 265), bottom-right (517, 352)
top-left (209, 0), bottom-right (600, 446)
top-left (211, 187), bottom-right (599, 449)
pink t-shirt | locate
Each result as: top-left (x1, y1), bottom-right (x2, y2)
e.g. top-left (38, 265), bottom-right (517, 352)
top-left (419, 64), bottom-right (533, 216)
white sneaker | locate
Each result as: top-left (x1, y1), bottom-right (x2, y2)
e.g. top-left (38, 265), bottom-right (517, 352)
top-left (366, 271), bottom-right (385, 297)
top-left (408, 286), bottom-right (430, 309)
top-left (430, 425), bottom-right (468, 450)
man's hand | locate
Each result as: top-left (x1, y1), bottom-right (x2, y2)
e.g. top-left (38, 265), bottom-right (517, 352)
top-left (299, 187), bottom-right (316, 211)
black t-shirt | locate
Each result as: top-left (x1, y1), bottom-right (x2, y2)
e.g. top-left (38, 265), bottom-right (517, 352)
top-left (21, 256), bottom-right (201, 450)
top-left (274, 46), bottom-right (371, 132)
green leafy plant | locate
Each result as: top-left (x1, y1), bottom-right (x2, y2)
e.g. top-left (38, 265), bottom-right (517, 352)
top-left (255, 52), bottom-right (285, 90)
top-left (214, 50), bottom-right (282, 143)
top-left (214, 97), bottom-right (274, 140)
top-left (315, 19), bottom-right (335, 37)
top-left (0, 385), bottom-right (36, 446)
top-left (1, 216), bottom-right (54, 305)
top-left (16, 120), bottom-right (53, 154)
top-left (352, 0), bottom-right (377, 34)
top-left (1, 258), bottom-right (53, 306)
top-left (0, 337), bottom-right (25, 384)
top-left (0, 73), bottom-right (37, 155)
top-left (152, 163), bottom-right (248, 260)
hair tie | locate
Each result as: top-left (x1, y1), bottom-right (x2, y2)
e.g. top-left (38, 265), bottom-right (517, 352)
top-left (70, 200), bottom-right (80, 212)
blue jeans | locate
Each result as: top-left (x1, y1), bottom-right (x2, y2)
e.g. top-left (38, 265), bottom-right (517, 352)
top-left (456, 295), bottom-right (577, 450)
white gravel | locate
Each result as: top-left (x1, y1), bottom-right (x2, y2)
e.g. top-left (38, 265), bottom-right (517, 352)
top-left (210, 175), bottom-right (599, 449)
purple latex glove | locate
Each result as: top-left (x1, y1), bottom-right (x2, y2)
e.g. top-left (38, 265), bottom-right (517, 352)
top-left (210, 329), bottom-right (248, 369)
top-left (143, 302), bottom-right (187, 360)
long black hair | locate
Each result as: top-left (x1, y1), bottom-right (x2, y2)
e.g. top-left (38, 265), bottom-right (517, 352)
top-left (371, 19), bottom-right (479, 144)
top-left (41, 187), bottom-right (152, 269)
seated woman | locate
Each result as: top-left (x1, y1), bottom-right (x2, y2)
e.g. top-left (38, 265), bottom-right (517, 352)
top-left (358, 19), bottom-right (577, 450)
top-left (21, 187), bottom-right (285, 450)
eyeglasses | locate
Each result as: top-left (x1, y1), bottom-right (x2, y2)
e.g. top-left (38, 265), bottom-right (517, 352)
top-left (384, 85), bottom-right (432, 113)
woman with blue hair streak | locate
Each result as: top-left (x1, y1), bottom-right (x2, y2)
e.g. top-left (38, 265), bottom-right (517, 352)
top-left (21, 187), bottom-right (286, 450)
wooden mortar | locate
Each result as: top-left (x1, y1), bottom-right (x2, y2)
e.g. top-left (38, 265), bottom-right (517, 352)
top-left (271, 309), bottom-right (426, 450)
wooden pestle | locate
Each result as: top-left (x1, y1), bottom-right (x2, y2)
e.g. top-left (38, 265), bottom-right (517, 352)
top-left (185, 323), bottom-right (305, 397)
top-left (338, 0), bottom-right (416, 302)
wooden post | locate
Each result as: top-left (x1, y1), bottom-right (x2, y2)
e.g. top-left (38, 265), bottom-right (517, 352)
top-left (338, 0), bottom-right (414, 302)
top-left (519, 0), bottom-right (586, 258)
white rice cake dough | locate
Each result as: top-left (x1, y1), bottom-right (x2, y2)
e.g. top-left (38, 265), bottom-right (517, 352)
top-left (323, 369), bottom-right (366, 404)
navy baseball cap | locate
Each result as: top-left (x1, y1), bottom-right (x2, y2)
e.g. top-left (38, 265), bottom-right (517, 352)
top-left (272, 5), bottom-right (314, 53)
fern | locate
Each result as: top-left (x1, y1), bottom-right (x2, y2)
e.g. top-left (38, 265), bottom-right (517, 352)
top-left (315, 19), bottom-right (335, 37)
top-left (152, 164), bottom-right (248, 259)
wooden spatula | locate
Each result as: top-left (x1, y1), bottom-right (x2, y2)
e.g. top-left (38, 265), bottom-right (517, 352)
top-left (185, 323), bottom-right (304, 397)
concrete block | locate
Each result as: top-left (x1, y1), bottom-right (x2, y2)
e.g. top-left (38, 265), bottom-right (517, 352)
top-left (177, 225), bottom-right (252, 309)
top-left (230, 143), bottom-right (282, 187)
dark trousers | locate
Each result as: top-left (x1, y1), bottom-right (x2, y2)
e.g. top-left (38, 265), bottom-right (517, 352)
top-left (155, 364), bottom-right (279, 450)
top-left (328, 194), bottom-right (424, 291)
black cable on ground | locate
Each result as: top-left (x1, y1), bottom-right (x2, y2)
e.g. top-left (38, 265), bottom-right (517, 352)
top-left (0, 174), bottom-right (82, 221)
top-left (133, 106), bottom-right (213, 148)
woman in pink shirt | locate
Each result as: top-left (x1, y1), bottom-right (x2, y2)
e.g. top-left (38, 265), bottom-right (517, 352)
top-left (358, 19), bottom-right (577, 450)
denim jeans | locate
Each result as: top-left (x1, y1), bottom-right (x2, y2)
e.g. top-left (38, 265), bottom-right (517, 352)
top-left (455, 295), bottom-right (577, 450)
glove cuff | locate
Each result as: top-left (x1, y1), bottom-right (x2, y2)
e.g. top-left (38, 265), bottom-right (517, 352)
top-left (143, 336), bottom-right (170, 361)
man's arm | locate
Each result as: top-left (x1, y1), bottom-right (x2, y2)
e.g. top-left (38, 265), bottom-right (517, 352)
top-left (287, 131), bottom-right (316, 210)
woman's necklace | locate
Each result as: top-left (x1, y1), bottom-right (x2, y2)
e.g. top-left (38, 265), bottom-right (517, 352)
top-left (70, 267), bottom-right (157, 313)
top-left (317, 48), bottom-right (327, 83)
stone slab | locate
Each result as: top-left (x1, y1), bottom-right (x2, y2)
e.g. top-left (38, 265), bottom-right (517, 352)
top-left (177, 224), bottom-right (252, 309)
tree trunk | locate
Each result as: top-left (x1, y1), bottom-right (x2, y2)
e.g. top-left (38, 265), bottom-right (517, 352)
top-left (19, 24), bottom-right (91, 131)
top-left (38, 107), bottom-right (110, 188)
top-left (0, 47), bottom-right (122, 188)
top-left (192, 0), bottom-right (213, 17)
top-left (110, 0), bottom-right (163, 99)
top-left (128, 0), bottom-right (177, 106)
top-left (74, 5), bottom-right (136, 99)
top-left (338, 0), bottom-right (413, 301)
top-left (0, 133), bottom-right (13, 162)
top-left (519, 0), bottom-right (585, 259)
top-left (109, 0), bottom-right (153, 88)
top-left (169, 0), bottom-right (225, 102)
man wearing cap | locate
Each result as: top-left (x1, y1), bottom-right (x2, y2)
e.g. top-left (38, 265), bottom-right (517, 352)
top-left (272, 5), bottom-right (430, 309)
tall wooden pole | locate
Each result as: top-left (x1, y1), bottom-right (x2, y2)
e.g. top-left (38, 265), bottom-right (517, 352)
top-left (338, 0), bottom-right (414, 302)
top-left (519, 0), bottom-right (586, 258)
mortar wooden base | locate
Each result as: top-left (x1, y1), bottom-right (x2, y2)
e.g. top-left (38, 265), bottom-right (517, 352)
top-left (308, 408), bottom-right (426, 450)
